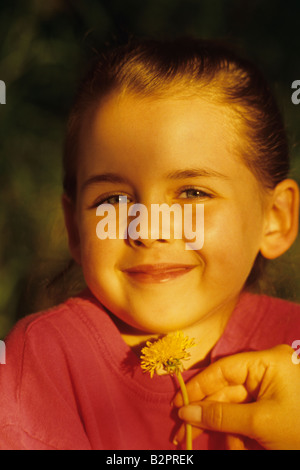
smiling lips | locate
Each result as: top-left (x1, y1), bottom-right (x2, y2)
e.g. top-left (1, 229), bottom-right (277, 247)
top-left (123, 263), bottom-right (196, 283)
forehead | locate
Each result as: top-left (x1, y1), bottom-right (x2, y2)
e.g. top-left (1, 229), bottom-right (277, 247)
top-left (78, 92), bottom-right (243, 181)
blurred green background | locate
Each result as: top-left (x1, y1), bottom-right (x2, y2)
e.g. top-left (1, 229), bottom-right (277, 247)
top-left (0, 0), bottom-right (300, 339)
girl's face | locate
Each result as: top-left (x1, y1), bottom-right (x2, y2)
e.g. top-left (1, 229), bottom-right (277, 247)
top-left (72, 92), bottom-right (268, 334)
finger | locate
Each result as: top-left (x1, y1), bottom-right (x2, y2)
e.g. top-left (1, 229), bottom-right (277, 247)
top-left (174, 383), bottom-right (251, 443)
top-left (178, 401), bottom-right (259, 438)
top-left (173, 351), bottom-right (266, 407)
top-left (225, 434), bottom-right (247, 450)
top-left (174, 386), bottom-right (250, 445)
top-left (173, 423), bottom-right (203, 446)
top-left (174, 361), bottom-right (231, 406)
top-left (207, 384), bottom-right (251, 404)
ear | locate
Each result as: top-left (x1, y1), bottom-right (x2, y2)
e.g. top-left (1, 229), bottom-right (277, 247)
top-left (61, 194), bottom-right (82, 265)
top-left (260, 179), bottom-right (299, 259)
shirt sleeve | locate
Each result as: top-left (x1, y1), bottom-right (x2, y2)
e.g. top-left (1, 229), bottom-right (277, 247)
top-left (0, 313), bottom-right (92, 450)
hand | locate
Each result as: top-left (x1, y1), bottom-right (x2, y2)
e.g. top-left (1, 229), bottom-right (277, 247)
top-left (173, 345), bottom-right (300, 450)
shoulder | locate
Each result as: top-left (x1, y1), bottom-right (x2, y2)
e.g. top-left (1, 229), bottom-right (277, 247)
top-left (250, 293), bottom-right (300, 323)
top-left (213, 292), bottom-right (300, 358)
top-left (238, 291), bottom-right (300, 319)
top-left (3, 289), bottom-right (109, 369)
top-left (240, 292), bottom-right (300, 346)
top-left (4, 298), bottom-right (78, 352)
top-left (5, 289), bottom-right (100, 338)
top-left (0, 291), bottom-right (105, 412)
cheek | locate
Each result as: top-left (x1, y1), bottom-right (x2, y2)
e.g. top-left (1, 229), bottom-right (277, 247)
top-left (80, 238), bottom-right (126, 304)
top-left (82, 237), bottom-right (120, 268)
top-left (78, 215), bottom-right (119, 272)
top-left (200, 203), bottom-right (263, 277)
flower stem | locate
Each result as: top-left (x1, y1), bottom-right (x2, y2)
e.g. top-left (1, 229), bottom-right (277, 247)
top-left (176, 371), bottom-right (192, 450)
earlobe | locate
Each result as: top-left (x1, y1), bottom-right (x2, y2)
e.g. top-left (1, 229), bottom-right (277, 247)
top-left (260, 179), bottom-right (299, 259)
top-left (61, 194), bottom-right (82, 265)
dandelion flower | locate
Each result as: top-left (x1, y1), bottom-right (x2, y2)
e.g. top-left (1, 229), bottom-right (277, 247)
top-left (140, 331), bottom-right (195, 377)
top-left (140, 331), bottom-right (195, 450)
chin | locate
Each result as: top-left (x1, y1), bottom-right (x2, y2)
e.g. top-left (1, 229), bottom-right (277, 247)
top-left (131, 314), bottom-right (196, 335)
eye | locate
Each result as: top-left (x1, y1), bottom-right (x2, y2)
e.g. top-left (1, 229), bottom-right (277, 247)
top-left (92, 194), bottom-right (129, 208)
top-left (103, 194), bottom-right (128, 205)
top-left (178, 188), bottom-right (212, 199)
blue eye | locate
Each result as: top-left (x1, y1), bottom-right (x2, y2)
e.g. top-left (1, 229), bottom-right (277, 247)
top-left (94, 194), bottom-right (128, 207)
top-left (179, 188), bottom-right (211, 199)
top-left (105, 195), bottom-right (128, 205)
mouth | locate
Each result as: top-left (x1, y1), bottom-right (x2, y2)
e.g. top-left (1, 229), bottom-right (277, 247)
top-left (122, 263), bottom-right (197, 283)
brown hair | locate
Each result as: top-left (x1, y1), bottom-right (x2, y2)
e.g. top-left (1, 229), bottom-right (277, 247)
top-left (62, 36), bottom-right (290, 291)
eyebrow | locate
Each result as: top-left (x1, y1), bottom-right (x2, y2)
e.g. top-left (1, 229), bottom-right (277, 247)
top-left (81, 173), bottom-right (131, 193)
top-left (81, 167), bottom-right (229, 192)
top-left (165, 168), bottom-right (230, 180)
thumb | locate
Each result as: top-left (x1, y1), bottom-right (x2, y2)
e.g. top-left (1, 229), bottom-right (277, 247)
top-left (178, 401), bottom-right (258, 438)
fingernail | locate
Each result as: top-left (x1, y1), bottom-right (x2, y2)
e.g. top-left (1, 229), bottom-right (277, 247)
top-left (178, 405), bottom-right (202, 422)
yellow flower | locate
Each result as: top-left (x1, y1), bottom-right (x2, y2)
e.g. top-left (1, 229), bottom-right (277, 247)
top-left (140, 331), bottom-right (195, 450)
top-left (140, 331), bottom-right (195, 378)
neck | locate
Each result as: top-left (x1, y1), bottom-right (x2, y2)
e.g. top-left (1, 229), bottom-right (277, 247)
top-left (115, 295), bottom-right (238, 370)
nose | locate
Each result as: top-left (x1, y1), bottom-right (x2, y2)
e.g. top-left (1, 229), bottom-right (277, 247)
top-left (128, 236), bottom-right (168, 249)
top-left (126, 201), bottom-right (172, 248)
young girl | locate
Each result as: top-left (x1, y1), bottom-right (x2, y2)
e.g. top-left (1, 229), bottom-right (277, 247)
top-left (1, 37), bottom-right (300, 450)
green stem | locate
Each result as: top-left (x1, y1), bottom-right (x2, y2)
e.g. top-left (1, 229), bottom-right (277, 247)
top-left (176, 371), bottom-right (192, 450)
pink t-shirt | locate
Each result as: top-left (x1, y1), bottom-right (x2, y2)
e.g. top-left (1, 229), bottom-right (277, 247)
top-left (0, 289), bottom-right (300, 450)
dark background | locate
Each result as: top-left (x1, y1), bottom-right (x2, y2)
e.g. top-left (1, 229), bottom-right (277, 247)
top-left (0, 0), bottom-right (300, 338)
